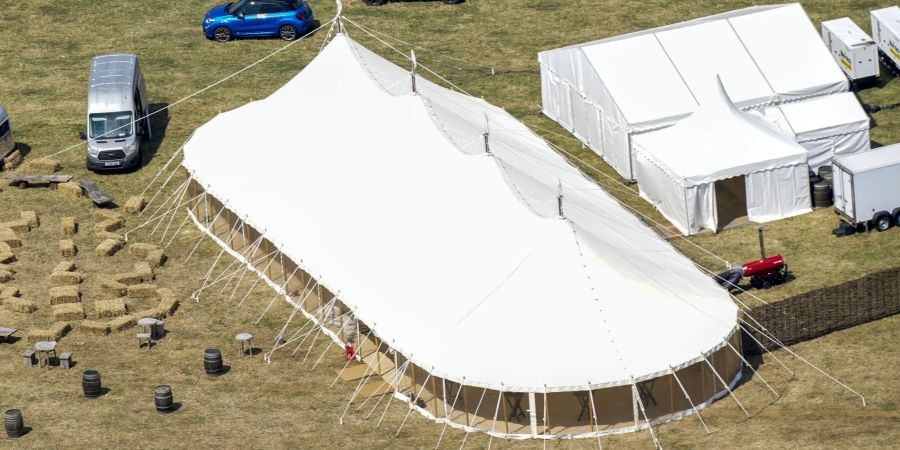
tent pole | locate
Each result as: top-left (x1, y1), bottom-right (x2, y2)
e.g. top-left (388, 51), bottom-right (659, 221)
top-left (633, 383), bottom-right (662, 449)
top-left (432, 376), bottom-right (440, 417)
top-left (435, 380), bottom-right (463, 450)
top-left (587, 388), bottom-right (602, 449)
top-left (703, 356), bottom-right (749, 417)
top-left (726, 341), bottom-right (779, 398)
top-left (502, 390), bottom-right (509, 434)
top-left (669, 367), bottom-right (710, 434)
top-left (395, 371), bottom-right (432, 436)
top-left (487, 389), bottom-right (503, 448)
top-left (463, 384), bottom-right (470, 427)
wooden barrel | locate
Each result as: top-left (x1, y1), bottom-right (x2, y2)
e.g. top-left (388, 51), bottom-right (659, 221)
top-left (82, 370), bottom-right (102, 398)
top-left (4, 409), bottom-right (24, 438)
top-left (204, 349), bottom-right (223, 376)
top-left (812, 181), bottom-right (833, 208)
top-left (154, 385), bottom-right (174, 413)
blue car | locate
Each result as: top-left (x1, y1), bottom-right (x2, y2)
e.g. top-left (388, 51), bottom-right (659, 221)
top-left (203, 0), bottom-right (314, 42)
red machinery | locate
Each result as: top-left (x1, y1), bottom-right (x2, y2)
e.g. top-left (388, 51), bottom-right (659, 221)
top-left (714, 227), bottom-right (789, 290)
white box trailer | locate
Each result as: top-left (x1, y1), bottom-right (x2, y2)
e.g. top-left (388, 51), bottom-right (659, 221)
top-left (871, 6), bottom-right (900, 72)
top-left (832, 143), bottom-right (900, 231)
top-left (822, 17), bottom-right (879, 85)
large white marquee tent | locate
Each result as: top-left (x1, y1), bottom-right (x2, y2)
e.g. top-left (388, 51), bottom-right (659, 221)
top-left (538, 3), bottom-right (869, 180)
top-left (633, 80), bottom-right (812, 236)
top-left (180, 33), bottom-right (742, 439)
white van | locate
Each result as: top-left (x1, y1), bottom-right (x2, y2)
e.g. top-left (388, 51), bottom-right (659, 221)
top-left (84, 54), bottom-right (151, 171)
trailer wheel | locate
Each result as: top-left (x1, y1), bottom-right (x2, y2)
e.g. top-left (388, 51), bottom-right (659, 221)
top-left (874, 213), bottom-right (892, 232)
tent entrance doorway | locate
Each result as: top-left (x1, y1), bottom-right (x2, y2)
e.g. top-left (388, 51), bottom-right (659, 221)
top-left (715, 176), bottom-right (749, 231)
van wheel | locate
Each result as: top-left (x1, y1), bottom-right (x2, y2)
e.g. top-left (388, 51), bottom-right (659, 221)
top-left (213, 27), bottom-right (232, 42)
top-left (279, 25), bottom-right (298, 41)
top-left (875, 214), bottom-right (892, 232)
top-left (893, 208), bottom-right (900, 227)
top-left (365, 0), bottom-right (387, 5)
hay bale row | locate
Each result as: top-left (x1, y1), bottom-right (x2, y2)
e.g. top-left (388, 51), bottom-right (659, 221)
top-left (53, 261), bottom-right (76, 273)
top-left (27, 322), bottom-right (70, 343)
top-left (124, 196), bottom-right (146, 214)
top-left (127, 284), bottom-right (158, 299)
top-left (58, 182), bottom-right (83, 198)
top-left (61, 217), bottom-right (77, 236)
top-left (96, 239), bottom-right (122, 257)
top-left (0, 219), bottom-right (30, 233)
top-left (49, 271), bottom-right (82, 286)
top-left (49, 285), bottom-right (81, 305)
top-left (20, 211), bottom-right (39, 229)
top-left (5, 298), bottom-right (36, 313)
top-left (1, 150), bottom-right (23, 171)
top-left (0, 228), bottom-right (21, 248)
top-left (101, 279), bottom-right (128, 297)
top-left (94, 298), bottom-right (127, 318)
top-left (95, 218), bottom-right (124, 233)
top-left (52, 303), bottom-right (85, 321)
top-left (157, 288), bottom-right (179, 316)
top-left (77, 320), bottom-right (110, 336)
top-left (0, 270), bottom-right (13, 283)
top-left (59, 239), bottom-right (76, 258)
top-left (22, 159), bottom-right (61, 174)
top-left (95, 231), bottom-right (123, 243)
top-left (128, 243), bottom-right (160, 258)
top-left (146, 250), bottom-right (167, 268)
top-left (109, 315), bottom-right (137, 332)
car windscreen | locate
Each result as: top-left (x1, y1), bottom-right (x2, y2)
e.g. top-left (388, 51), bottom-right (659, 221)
top-left (0, 120), bottom-right (9, 137)
top-left (226, 0), bottom-right (250, 14)
top-left (89, 112), bottom-right (133, 139)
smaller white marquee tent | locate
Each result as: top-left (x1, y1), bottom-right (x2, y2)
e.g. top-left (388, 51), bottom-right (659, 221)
top-left (762, 92), bottom-right (871, 170)
top-left (633, 80), bottom-right (811, 235)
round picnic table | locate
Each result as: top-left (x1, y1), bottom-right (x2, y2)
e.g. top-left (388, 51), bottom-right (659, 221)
top-left (137, 318), bottom-right (158, 333)
top-left (235, 333), bottom-right (253, 357)
top-left (34, 341), bottom-right (57, 369)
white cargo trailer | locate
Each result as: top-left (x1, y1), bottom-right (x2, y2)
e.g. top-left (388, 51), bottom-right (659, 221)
top-left (871, 6), bottom-right (900, 73)
top-left (832, 144), bottom-right (900, 231)
top-left (822, 17), bottom-right (878, 86)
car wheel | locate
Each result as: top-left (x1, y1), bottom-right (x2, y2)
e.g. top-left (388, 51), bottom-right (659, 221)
top-left (213, 27), bottom-right (232, 42)
top-left (365, 0), bottom-right (387, 5)
top-left (279, 25), bottom-right (298, 41)
top-left (875, 214), bottom-right (892, 232)
top-left (442, 0), bottom-right (464, 3)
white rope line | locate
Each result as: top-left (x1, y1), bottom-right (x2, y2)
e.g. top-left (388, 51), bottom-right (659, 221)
top-left (255, 267), bottom-right (300, 324)
top-left (123, 191), bottom-right (203, 241)
top-left (339, 362), bottom-right (377, 425)
top-left (157, 183), bottom-right (190, 241)
top-left (669, 367), bottom-right (710, 434)
top-left (139, 136), bottom-right (189, 198)
top-left (373, 359), bottom-right (412, 424)
top-left (632, 382), bottom-right (663, 449)
top-left (236, 248), bottom-right (280, 308)
top-left (226, 235), bottom-right (267, 299)
top-left (458, 387), bottom-right (488, 449)
top-left (486, 388), bottom-right (502, 449)
top-left (164, 212), bottom-right (192, 248)
top-left (38, 19), bottom-right (335, 161)
top-left (330, 326), bottom-right (375, 388)
top-left (132, 175), bottom-right (191, 233)
top-left (702, 356), bottom-right (749, 417)
top-left (396, 371), bottom-right (433, 435)
top-left (141, 161), bottom-right (185, 218)
top-left (726, 341), bottom-right (779, 398)
top-left (150, 180), bottom-right (190, 236)
top-left (435, 380), bottom-right (463, 449)
top-left (311, 311), bottom-right (354, 371)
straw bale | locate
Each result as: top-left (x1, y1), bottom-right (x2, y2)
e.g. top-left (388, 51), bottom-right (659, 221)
top-left (157, 288), bottom-right (179, 316)
top-left (0, 242), bottom-right (11, 254)
top-left (0, 252), bottom-right (15, 264)
top-left (49, 285), bottom-right (81, 305)
top-left (95, 218), bottom-right (124, 233)
top-left (101, 279), bottom-right (128, 297)
top-left (128, 243), bottom-right (160, 258)
top-left (114, 272), bottom-right (144, 285)
top-left (0, 219), bottom-right (30, 233)
top-left (22, 159), bottom-right (60, 174)
top-left (94, 210), bottom-right (123, 222)
top-left (20, 211), bottom-right (39, 228)
top-left (27, 322), bottom-right (71, 343)
top-left (5, 298), bottom-right (36, 313)
top-left (0, 285), bottom-right (20, 298)
top-left (0, 228), bottom-right (21, 248)
top-left (77, 320), bottom-right (110, 336)
top-left (124, 196), bottom-right (146, 214)
top-left (94, 298), bottom-right (127, 319)
top-left (134, 262), bottom-right (154, 281)
top-left (1, 150), bottom-right (22, 171)
top-left (59, 239), bottom-right (76, 257)
top-left (127, 284), bottom-right (159, 299)
top-left (96, 239), bottom-right (122, 257)
top-left (95, 231), bottom-right (123, 242)
top-left (146, 250), bottom-right (167, 268)
top-left (61, 217), bottom-right (77, 236)
top-left (109, 315), bottom-right (137, 332)
top-left (0, 270), bottom-right (13, 283)
top-left (49, 271), bottom-right (82, 286)
top-left (58, 181), bottom-right (84, 198)
top-left (53, 261), bottom-right (76, 273)
top-left (52, 303), bottom-right (85, 321)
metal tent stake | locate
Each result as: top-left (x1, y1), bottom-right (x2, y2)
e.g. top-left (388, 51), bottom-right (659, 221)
top-left (757, 226), bottom-right (766, 259)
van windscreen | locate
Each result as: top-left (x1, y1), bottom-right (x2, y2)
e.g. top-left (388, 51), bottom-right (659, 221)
top-left (90, 112), bottom-right (133, 139)
top-left (0, 120), bottom-right (9, 137)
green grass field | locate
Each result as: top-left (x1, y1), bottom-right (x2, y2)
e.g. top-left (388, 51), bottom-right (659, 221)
top-left (0, 0), bottom-right (898, 448)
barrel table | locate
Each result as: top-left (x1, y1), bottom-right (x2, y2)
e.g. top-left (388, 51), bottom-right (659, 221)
top-left (155, 385), bottom-right (174, 414)
top-left (4, 409), bottom-right (24, 438)
top-left (83, 370), bottom-right (102, 398)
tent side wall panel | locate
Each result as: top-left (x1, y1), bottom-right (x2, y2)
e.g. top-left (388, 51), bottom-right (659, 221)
top-left (745, 165), bottom-right (812, 224)
top-left (187, 183), bottom-right (743, 438)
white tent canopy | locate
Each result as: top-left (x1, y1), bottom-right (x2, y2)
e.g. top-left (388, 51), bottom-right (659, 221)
top-left (182, 34), bottom-right (739, 395)
top-left (539, 3), bottom-right (863, 180)
top-left (633, 80), bottom-right (811, 235)
top-left (762, 92), bottom-right (871, 171)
